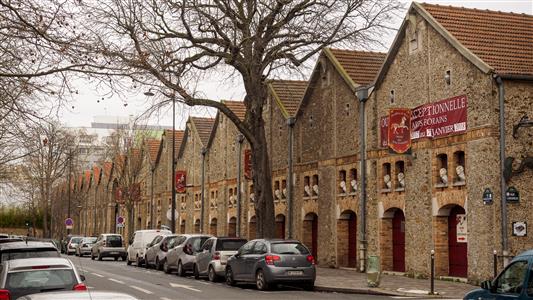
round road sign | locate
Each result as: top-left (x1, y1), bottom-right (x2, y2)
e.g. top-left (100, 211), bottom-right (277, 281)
top-left (65, 218), bottom-right (73, 226)
top-left (117, 216), bottom-right (125, 224)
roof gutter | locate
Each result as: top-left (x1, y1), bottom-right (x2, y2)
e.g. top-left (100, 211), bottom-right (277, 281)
top-left (499, 74), bottom-right (533, 81)
top-left (494, 74), bottom-right (509, 267)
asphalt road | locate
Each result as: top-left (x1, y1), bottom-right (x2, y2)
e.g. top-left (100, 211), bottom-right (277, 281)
top-left (67, 254), bottom-right (404, 300)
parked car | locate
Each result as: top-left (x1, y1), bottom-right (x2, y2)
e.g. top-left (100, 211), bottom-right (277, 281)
top-left (194, 237), bottom-right (247, 281)
top-left (91, 234), bottom-right (127, 261)
top-left (225, 239), bottom-right (316, 291)
top-left (0, 241), bottom-right (59, 263)
top-left (66, 237), bottom-right (84, 255)
top-left (17, 291), bottom-right (139, 300)
top-left (144, 234), bottom-right (179, 270)
top-left (75, 237), bottom-right (97, 257)
top-left (165, 234), bottom-right (211, 276)
top-left (61, 236), bottom-right (81, 254)
top-left (0, 234), bottom-right (8, 239)
top-left (0, 238), bottom-right (23, 245)
top-left (126, 229), bottom-right (171, 267)
top-left (464, 250), bottom-right (533, 300)
top-left (0, 257), bottom-right (87, 300)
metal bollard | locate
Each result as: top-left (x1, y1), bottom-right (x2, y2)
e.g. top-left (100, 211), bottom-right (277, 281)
top-left (430, 249), bottom-right (435, 295)
top-left (493, 250), bottom-right (498, 278)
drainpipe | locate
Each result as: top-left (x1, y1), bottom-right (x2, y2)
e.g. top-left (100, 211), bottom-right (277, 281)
top-left (150, 168), bottom-right (154, 229)
top-left (494, 74), bottom-right (509, 266)
top-left (287, 116), bottom-right (296, 239)
top-left (236, 134), bottom-right (244, 237)
top-left (93, 185), bottom-right (97, 235)
top-left (356, 86), bottom-right (369, 272)
top-left (200, 147), bottom-right (207, 233)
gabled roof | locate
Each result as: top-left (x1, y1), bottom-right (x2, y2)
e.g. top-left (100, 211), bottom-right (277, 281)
top-left (92, 166), bottom-right (101, 185)
top-left (374, 2), bottom-right (533, 89)
top-left (268, 80), bottom-right (307, 118)
top-left (145, 138), bottom-right (161, 165)
top-left (102, 161), bottom-right (113, 182)
top-left (421, 3), bottom-right (533, 76)
top-left (191, 117), bottom-right (215, 147)
top-left (163, 130), bottom-right (184, 154)
top-left (221, 100), bottom-right (246, 121)
top-left (84, 170), bottom-right (91, 189)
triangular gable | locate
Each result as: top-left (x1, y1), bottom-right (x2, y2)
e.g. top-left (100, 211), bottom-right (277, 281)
top-left (267, 80), bottom-right (307, 119)
top-left (206, 100), bottom-right (245, 148)
top-left (178, 117), bottom-right (215, 158)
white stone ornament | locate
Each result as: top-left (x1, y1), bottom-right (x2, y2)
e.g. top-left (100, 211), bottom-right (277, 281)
top-left (274, 189), bottom-right (281, 200)
top-left (304, 185), bottom-right (312, 197)
top-left (249, 193), bottom-right (255, 202)
top-left (340, 180), bottom-right (347, 193)
top-left (384, 174), bottom-right (392, 189)
top-left (351, 179), bottom-right (357, 191)
top-left (282, 188), bottom-right (287, 198)
top-left (456, 165), bottom-right (466, 181)
top-left (439, 168), bottom-right (448, 185)
top-left (312, 184), bottom-right (319, 196)
top-left (397, 172), bottom-right (405, 188)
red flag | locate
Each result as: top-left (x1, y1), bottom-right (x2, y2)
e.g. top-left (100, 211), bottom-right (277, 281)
top-left (388, 108), bottom-right (411, 154)
top-left (175, 171), bottom-right (187, 193)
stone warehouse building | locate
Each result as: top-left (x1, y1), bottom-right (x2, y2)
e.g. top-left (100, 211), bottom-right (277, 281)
top-left (63, 2), bottom-right (532, 283)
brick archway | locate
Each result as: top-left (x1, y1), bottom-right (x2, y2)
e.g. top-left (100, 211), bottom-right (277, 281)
top-left (303, 213), bottom-right (318, 261)
top-left (228, 217), bottom-right (237, 237)
top-left (433, 204), bottom-right (468, 277)
top-left (275, 214), bottom-right (286, 239)
top-left (194, 219), bottom-right (200, 233)
top-left (248, 216), bottom-right (257, 240)
top-left (210, 218), bottom-right (217, 236)
top-left (337, 210), bottom-right (357, 268)
top-left (180, 220), bottom-right (185, 234)
top-left (380, 207), bottom-right (405, 272)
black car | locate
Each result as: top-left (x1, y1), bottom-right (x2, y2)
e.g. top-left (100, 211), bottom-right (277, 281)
top-left (0, 241), bottom-right (60, 263)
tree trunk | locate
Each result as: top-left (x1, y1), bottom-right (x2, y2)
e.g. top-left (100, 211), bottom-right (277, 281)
top-left (127, 203), bottom-right (134, 241)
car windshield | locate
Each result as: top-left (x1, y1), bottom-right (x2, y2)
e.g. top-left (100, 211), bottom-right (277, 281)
top-left (271, 243), bottom-right (310, 255)
top-left (106, 235), bottom-right (122, 247)
top-left (6, 269), bottom-right (77, 299)
top-left (1, 249), bottom-right (59, 262)
top-left (216, 239), bottom-right (247, 251)
top-left (70, 237), bottom-right (83, 244)
top-left (83, 237), bottom-right (97, 244)
top-left (189, 237), bottom-right (210, 252)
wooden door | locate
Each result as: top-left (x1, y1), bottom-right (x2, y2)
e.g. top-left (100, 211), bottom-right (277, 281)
top-left (348, 214), bottom-right (357, 267)
top-left (448, 206), bottom-right (467, 277)
top-left (392, 210), bottom-right (405, 272)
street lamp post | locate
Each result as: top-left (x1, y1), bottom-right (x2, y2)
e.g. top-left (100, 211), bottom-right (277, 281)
top-left (236, 134), bottom-right (244, 237)
top-left (171, 96), bottom-right (177, 233)
top-left (67, 148), bottom-right (73, 235)
top-left (286, 117), bottom-right (296, 239)
top-left (200, 147), bottom-right (207, 233)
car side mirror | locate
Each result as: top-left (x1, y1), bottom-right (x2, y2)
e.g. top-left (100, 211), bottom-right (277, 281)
top-left (80, 275), bottom-right (86, 282)
top-left (480, 280), bottom-right (492, 290)
top-left (129, 239), bottom-right (133, 245)
top-left (234, 252), bottom-right (241, 258)
top-left (146, 242), bottom-right (151, 248)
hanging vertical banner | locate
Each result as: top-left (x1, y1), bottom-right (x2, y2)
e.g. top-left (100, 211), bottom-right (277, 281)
top-left (456, 214), bottom-right (467, 243)
top-left (175, 171), bottom-right (187, 193)
top-left (380, 116), bottom-right (389, 148)
top-left (114, 187), bottom-right (123, 203)
top-left (388, 108), bottom-right (412, 153)
top-left (244, 149), bottom-right (252, 179)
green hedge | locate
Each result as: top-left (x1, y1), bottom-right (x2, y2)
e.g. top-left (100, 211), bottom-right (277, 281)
top-left (0, 207), bottom-right (43, 229)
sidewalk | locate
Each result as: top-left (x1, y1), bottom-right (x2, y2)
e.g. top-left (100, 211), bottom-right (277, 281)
top-left (315, 267), bottom-right (477, 298)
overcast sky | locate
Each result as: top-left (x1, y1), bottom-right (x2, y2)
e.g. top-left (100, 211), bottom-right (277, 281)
top-left (59, 0), bottom-right (533, 130)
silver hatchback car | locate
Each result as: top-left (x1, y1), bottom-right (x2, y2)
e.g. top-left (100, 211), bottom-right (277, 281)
top-left (144, 234), bottom-right (178, 270)
top-left (165, 234), bottom-right (211, 276)
top-left (91, 234), bottom-right (127, 261)
top-left (225, 239), bottom-right (316, 291)
top-left (194, 237), bottom-right (247, 281)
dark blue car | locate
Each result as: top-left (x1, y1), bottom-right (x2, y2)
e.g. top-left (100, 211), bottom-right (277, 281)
top-left (464, 250), bottom-right (533, 299)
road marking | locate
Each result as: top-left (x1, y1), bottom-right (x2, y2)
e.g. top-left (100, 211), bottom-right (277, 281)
top-left (169, 282), bottom-right (201, 292)
top-left (129, 285), bottom-right (153, 294)
top-left (161, 298), bottom-right (172, 300)
top-left (91, 273), bottom-right (104, 278)
top-left (197, 281), bottom-right (211, 285)
top-left (109, 278), bottom-right (125, 284)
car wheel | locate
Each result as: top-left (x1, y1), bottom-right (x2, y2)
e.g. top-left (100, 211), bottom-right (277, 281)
top-left (126, 255), bottom-right (132, 265)
top-left (302, 281), bottom-right (314, 291)
top-left (225, 267), bottom-right (236, 286)
top-left (136, 255), bottom-right (143, 267)
top-left (208, 266), bottom-right (218, 282)
top-left (255, 269), bottom-right (269, 291)
top-left (177, 261), bottom-right (185, 277)
top-left (97, 252), bottom-right (103, 261)
top-left (144, 256), bottom-right (150, 268)
top-left (155, 257), bottom-right (160, 270)
top-left (114, 257), bottom-right (119, 261)
top-left (193, 264), bottom-right (200, 279)
top-left (91, 254), bottom-right (95, 260)
top-left (122, 256), bottom-right (127, 261)
top-left (163, 259), bottom-right (171, 274)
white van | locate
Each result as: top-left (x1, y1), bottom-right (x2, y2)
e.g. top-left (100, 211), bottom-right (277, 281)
top-left (126, 229), bottom-right (171, 266)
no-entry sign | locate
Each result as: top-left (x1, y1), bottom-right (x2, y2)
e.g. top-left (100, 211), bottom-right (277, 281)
top-left (65, 218), bottom-right (73, 230)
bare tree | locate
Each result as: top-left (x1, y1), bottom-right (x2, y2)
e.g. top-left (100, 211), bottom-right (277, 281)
top-left (68, 0), bottom-right (400, 237)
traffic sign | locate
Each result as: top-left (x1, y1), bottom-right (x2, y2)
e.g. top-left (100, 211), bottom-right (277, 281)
top-left (65, 218), bottom-right (73, 230)
top-left (117, 216), bottom-right (125, 224)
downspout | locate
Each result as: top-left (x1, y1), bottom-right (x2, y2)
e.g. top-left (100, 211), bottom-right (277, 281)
top-left (356, 86), bottom-right (369, 272)
top-left (150, 167), bottom-right (154, 229)
top-left (494, 74), bottom-right (509, 266)
top-left (236, 134), bottom-right (244, 237)
top-left (287, 116), bottom-right (296, 239)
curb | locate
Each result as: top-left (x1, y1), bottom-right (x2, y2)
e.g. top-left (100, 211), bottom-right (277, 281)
top-left (314, 285), bottom-right (445, 298)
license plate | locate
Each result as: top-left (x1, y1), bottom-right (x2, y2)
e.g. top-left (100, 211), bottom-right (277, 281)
top-left (110, 252), bottom-right (119, 255)
top-left (287, 270), bottom-right (303, 276)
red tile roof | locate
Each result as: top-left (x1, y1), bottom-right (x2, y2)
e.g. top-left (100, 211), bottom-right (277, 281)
top-left (103, 162), bottom-right (113, 180)
top-left (269, 80), bottom-right (307, 117)
top-left (164, 130), bottom-right (185, 154)
top-left (84, 170), bottom-right (91, 188)
top-left (92, 166), bottom-right (101, 184)
top-left (222, 100), bottom-right (246, 121)
top-left (327, 48), bottom-right (387, 85)
top-left (145, 138), bottom-right (161, 163)
top-left (191, 117), bottom-right (216, 146)
top-left (421, 3), bottom-right (533, 76)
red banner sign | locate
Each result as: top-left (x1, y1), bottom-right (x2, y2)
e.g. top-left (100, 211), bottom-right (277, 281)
top-left (380, 95), bottom-right (468, 146)
top-left (175, 171), bottom-right (186, 193)
top-left (388, 108), bottom-right (411, 153)
top-left (114, 187), bottom-right (123, 204)
top-left (244, 149), bottom-right (252, 179)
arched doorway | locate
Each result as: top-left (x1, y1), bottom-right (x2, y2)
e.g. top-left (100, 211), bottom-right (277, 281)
top-left (194, 219), bottom-right (200, 233)
top-left (303, 213), bottom-right (318, 260)
top-left (228, 217), bottom-right (237, 237)
top-left (448, 206), bottom-right (467, 277)
top-left (337, 210), bottom-right (356, 268)
top-left (210, 218), bottom-right (217, 236)
top-left (275, 214), bottom-right (286, 239)
top-left (248, 216), bottom-right (257, 240)
top-left (180, 220), bottom-right (185, 233)
top-left (392, 210), bottom-right (405, 272)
